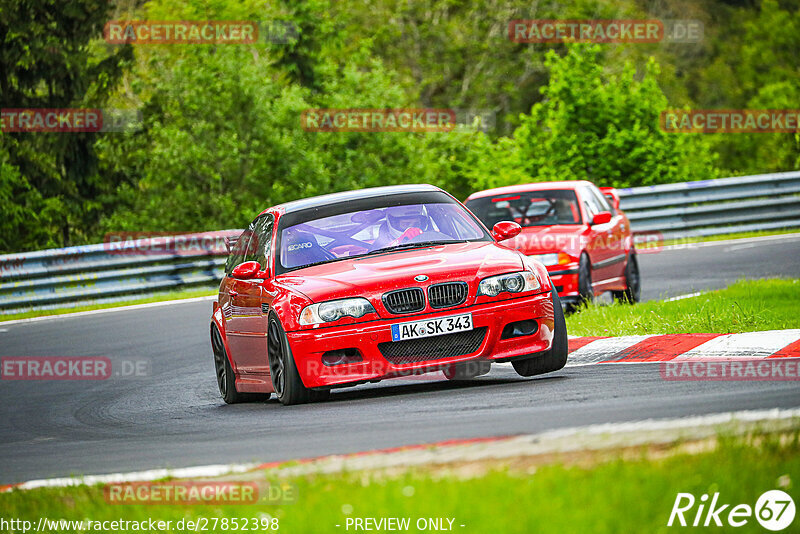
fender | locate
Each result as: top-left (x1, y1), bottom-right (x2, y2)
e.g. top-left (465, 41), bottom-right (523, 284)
top-left (267, 283), bottom-right (314, 333)
top-left (623, 233), bottom-right (635, 254)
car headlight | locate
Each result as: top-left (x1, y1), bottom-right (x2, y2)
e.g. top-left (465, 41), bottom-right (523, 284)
top-left (478, 271), bottom-right (540, 297)
top-left (530, 252), bottom-right (571, 266)
top-left (299, 298), bottom-right (376, 325)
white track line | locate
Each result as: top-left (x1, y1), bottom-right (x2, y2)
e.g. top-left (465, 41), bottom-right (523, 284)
top-left (0, 295), bottom-right (216, 326)
top-left (657, 232), bottom-right (800, 252)
top-left (11, 463), bottom-right (259, 491)
top-left (663, 291), bottom-right (702, 302)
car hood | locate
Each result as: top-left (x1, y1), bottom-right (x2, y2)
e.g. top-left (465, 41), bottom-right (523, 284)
top-left (504, 225), bottom-right (588, 256)
top-left (275, 241), bottom-right (524, 302)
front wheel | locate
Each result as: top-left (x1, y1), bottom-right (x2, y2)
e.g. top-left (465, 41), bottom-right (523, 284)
top-left (267, 313), bottom-right (328, 405)
top-left (613, 251), bottom-right (641, 304)
top-left (577, 252), bottom-right (593, 306)
top-left (512, 289), bottom-right (569, 377)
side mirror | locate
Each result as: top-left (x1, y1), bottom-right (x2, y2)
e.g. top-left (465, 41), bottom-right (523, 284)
top-left (591, 211), bottom-right (612, 225)
top-left (231, 261), bottom-right (262, 279)
top-left (491, 221), bottom-right (522, 242)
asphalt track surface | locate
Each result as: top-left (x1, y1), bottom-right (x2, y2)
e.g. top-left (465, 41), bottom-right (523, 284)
top-left (1, 234), bottom-right (800, 484)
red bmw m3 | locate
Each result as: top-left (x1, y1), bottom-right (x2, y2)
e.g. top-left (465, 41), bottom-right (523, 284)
top-left (210, 185), bottom-right (567, 405)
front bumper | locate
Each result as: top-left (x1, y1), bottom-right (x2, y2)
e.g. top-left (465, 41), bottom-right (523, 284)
top-left (287, 291), bottom-right (555, 388)
top-left (547, 265), bottom-right (579, 301)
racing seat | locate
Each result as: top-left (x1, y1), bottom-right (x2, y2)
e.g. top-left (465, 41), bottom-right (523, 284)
top-left (553, 199), bottom-right (578, 224)
top-left (281, 230), bottom-right (334, 268)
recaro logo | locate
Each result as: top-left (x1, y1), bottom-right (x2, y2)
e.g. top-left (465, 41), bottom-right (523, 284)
top-left (668, 490), bottom-right (795, 530)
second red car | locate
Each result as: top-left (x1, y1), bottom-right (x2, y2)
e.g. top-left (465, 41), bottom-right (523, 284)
top-left (465, 180), bottom-right (641, 308)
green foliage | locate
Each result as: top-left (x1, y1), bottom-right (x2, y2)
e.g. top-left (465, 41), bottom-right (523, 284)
top-left (337, 0), bottom-right (642, 135)
top-left (470, 45), bottom-right (718, 191)
top-left (95, 0), bottom-right (501, 232)
top-left (667, 0), bottom-right (800, 175)
top-left (2, 0), bottom-right (798, 252)
top-left (0, 0), bottom-right (132, 249)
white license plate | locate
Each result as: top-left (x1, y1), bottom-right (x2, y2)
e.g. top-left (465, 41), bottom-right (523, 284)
top-left (390, 313), bottom-right (473, 342)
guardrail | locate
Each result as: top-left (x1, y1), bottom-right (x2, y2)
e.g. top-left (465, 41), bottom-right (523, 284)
top-left (617, 171), bottom-right (800, 239)
top-left (0, 231), bottom-right (240, 315)
top-left (2, 172), bottom-right (799, 315)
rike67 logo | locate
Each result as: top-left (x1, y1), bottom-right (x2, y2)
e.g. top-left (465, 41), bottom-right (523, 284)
top-left (668, 490), bottom-right (795, 530)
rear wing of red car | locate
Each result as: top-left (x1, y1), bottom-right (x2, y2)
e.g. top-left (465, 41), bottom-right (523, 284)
top-left (599, 187), bottom-right (621, 211)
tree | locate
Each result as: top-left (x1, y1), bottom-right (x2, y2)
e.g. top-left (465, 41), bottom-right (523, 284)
top-left (469, 45), bottom-right (718, 191)
top-left (96, 0), bottom-right (475, 233)
top-left (0, 0), bottom-right (132, 250)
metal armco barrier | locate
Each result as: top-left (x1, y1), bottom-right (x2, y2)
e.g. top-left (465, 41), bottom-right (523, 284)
top-left (0, 230), bottom-right (240, 314)
top-left (618, 171), bottom-right (800, 239)
top-left (1, 171), bottom-right (799, 314)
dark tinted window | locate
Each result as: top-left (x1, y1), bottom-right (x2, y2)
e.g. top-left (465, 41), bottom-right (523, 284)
top-left (225, 213), bottom-right (275, 275)
top-left (465, 189), bottom-right (582, 228)
top-left (248, 213), bottom-right (274, 271)
top-left (225, 227), bottom-right (254, 274)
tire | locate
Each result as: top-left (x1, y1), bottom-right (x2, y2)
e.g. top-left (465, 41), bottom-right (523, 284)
top-left (577, 252), bottom-right (594, 305)
top-left (613, 250), bottom-right (641, 304)
top-left (267, 313), bottom-right (320, 406)
top-left (211, 325), bottom-right (268, 404)
top-left (443, 360), bottom-right (491, 380)
top-left (512, 288), bottom-right (569, 377)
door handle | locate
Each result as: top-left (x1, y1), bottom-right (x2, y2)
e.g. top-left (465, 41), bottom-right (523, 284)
top-left (228, 289), bottom-right (239, 297)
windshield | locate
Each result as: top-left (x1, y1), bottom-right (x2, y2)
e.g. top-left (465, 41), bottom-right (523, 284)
top-left (465, 189), bottom-right (582, 228)
top-left (277, 198), bottom-right (489, 273)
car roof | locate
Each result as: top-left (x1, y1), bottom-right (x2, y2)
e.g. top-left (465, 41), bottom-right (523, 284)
top-left (269, 184), bottom-right (445, 214)
top-left (466, 180), bottom-right (594, 201)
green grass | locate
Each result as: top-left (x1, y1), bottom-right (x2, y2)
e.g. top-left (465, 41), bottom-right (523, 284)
top-left (637, 228), bottom-right (800, 250)
top-left (0, 431), bottom-right (796, 533)
top-left (566, 278), bottom-right (800, 337)
top-left (0, 287), bottom-right (216, 322)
